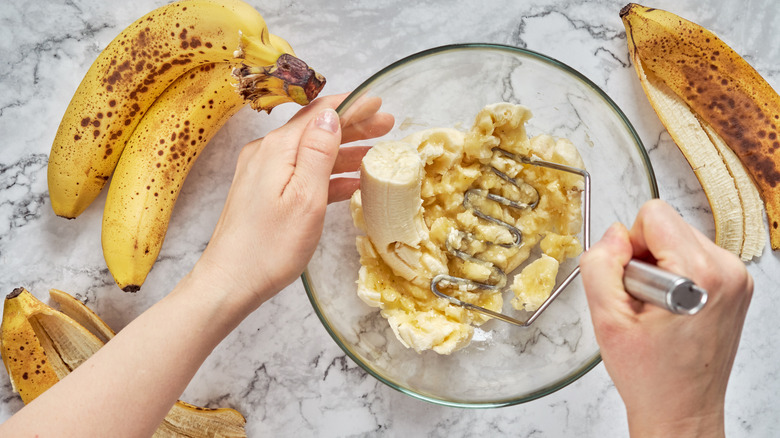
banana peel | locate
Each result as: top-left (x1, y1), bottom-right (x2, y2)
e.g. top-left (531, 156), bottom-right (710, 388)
top-left (1, 288), bottom-right (246, 437)
top-left (701, 123), bottom-right (766, 260)
top-left (621, 3), bottom-right (777, 259)
top-left (49, 288), bottom-right (115, 343)
top-left (631, 58), bottom-right (762, 259)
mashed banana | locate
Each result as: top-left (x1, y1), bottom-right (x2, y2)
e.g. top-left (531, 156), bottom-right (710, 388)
top-left (350, 103), bottom-right (584, 354)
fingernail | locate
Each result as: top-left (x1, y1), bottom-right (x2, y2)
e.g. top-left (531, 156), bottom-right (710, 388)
top-left (315, 108), bottom-right (339, 133)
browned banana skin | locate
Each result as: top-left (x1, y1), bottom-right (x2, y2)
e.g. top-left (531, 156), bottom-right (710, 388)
top-left (622, 3), bottom-right (780, 248)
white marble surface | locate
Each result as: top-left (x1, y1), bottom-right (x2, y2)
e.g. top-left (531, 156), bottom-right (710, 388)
top-left (1, 0), bottom-right (779, 436)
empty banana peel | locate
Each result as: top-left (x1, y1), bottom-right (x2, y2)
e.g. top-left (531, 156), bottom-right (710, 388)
top-left (49, 288), bottom-right (115, 343)
top-left (1, 288), bottom-right (66, 402)
top-left (621, 3), bottom-right (777, 259)
top-left (1, 288), bottom-right (246, 437)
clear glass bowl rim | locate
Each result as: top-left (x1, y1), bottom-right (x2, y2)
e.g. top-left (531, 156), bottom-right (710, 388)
top-left (302, 43), bottom-right (659, 408)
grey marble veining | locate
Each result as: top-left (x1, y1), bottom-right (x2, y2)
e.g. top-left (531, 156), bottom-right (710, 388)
top-left (1, 0), bottom-right (779, 436)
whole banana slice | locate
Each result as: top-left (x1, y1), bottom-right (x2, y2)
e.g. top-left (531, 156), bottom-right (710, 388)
top-left (48, 0), bottom-right (325, 219)
top-left (621, 3), bottom-right (775, 256)
top-left (1, 288), bottom-right (246, 437)
top-left (359, 141), bottom-right (448, 286)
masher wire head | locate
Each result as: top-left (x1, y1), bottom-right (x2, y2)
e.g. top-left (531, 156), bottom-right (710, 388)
top-left (430, 147), bottom-right (591, 327)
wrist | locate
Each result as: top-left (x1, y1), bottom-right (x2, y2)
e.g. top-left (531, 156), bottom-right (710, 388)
top-left (626, 405), bottom-right (725, 438)
top-left (187, 252), bottom-right (276, 311)
top-left (174, 258), bottom-right (273, 327)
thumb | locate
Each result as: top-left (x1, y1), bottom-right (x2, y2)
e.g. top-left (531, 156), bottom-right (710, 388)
top-left (580, 222), bottom-right (635, 315)
top-left (293, 108), bottom-right (342, 201)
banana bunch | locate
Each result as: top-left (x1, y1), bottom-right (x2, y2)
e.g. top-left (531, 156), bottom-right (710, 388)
top-left (621, 3), bottom-right (780, 260)
top-left (1, 287), bottom-right (246, 436)
top-left (47, 0), bottom-right (326, 291)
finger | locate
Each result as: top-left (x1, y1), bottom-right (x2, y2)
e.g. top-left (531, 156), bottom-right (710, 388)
top-left (328, 178), bottom-right (360, 204)
top-left (580, 222), bottom-right (638, 314)
top-left (342, 112), bottom-right (395, 144)
top-left (275, 94), bottom-right (350, 138)
top-left (249, 94), bottom-right (349, 163)
top-left (628, 199), bottom-right (707, 277)
top-left (339, 95), bottom-right (384, 126)
top-left (291, 108), bottom-right (342, 202)
top-left (332, 146), bottom-right (370, 175)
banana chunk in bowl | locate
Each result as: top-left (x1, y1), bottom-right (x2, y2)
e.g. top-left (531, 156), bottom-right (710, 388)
top-left (350, 103), bottom-right (585, 354)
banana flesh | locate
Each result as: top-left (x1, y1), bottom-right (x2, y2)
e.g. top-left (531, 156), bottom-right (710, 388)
top-left (360, 141), bottom-right (425, 249)
top-left (359, 141), bottom-right (448, 286)
top-left (48, 0), bottom-right (325, 219)
top-left (351, 104), bottom-right (584, 354)
top-left (622, 3), bottom-right (774, 257)
top-left (0, 288), bottom-right (246, 436)
top-left (511, 254), bottom-right (559, 312)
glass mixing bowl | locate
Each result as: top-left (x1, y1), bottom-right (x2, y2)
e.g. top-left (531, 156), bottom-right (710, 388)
top-left (303, 44), bottom-right (657, 407)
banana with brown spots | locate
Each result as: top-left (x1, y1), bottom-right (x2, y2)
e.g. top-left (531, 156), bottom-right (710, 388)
top-left (48, 0), bottom-right (325, 219)
top-left (100, 63), bottom-right (245, 291)
top-left (621, 3), bottom-right (777, 259)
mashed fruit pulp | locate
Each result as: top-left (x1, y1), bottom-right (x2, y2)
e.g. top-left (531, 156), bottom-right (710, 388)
top-left (350, 103), bottom-right (584, 354)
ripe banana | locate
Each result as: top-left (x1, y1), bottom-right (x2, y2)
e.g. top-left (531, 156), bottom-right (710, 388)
top-left (101, 63), bottom-right (241, 291)
top-left (1, 287), bottom-right (246, 436)
top-left (48, 0), bottom-right (325, 219)
top-left (621, 3), bottom-right (775, 257)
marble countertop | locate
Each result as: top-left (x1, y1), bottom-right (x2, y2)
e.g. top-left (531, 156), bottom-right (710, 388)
top-left (1, 0), bottom-right (779, 436)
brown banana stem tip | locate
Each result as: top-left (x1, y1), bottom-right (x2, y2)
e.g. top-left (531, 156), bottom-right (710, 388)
top-left (619, 3), bottom-right (635, 17)
top-left (620, 3), bottom-right (658, 18)
top-left (123, 285), bottom-right (140, 293)
top-left (8, 287), bottom-right (25, 299)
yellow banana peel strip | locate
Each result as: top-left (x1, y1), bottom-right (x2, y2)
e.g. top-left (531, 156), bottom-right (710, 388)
top-left (1, 288), bottom-right (63, 402)
top-left (621, 3), bottom-right (772, 258)
top-left (1, 288), bottom-right (246, 437)
top-left (49, 288), bottom-right (115, 343)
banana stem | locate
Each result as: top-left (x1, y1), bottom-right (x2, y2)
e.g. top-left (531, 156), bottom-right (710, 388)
top-left (233, 54), bottom-right (326, 110)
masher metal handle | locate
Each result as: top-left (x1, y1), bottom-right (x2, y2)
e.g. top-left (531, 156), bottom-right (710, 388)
top-left (623, 259), bottom-right (708, 315)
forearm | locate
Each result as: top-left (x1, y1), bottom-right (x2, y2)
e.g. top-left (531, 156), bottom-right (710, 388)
top-left (0, 100), bottom-right (378, 437)
top-left (1, 267), bottom-right (264, 437)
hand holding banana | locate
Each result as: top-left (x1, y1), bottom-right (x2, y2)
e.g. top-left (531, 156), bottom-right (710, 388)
top-left (48, 0), bottom-right (327, 291)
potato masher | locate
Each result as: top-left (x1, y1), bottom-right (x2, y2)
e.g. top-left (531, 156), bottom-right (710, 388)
top-left (430, 147), bottom-right (708, 327)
